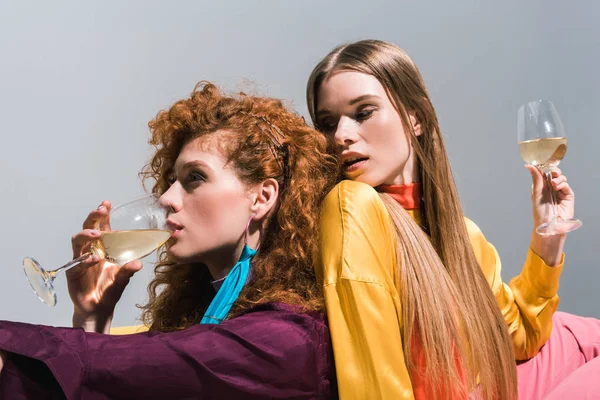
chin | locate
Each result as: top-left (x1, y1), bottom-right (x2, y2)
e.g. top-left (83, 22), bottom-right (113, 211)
top-left (342, 167), bottom-right (379, 187)
top-left (166, 246), bottom-right (203, 264)
top-left (352, 174), bottom-right (380, 188)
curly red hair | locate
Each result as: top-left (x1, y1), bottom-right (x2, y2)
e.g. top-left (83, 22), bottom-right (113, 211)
top-left (139, 82), bottom-right (337, 331)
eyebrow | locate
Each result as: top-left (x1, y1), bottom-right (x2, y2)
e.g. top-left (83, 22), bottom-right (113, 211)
top-left (349, 94), bottom-right (381, 105)
top-left (176, 159), bottom-right (214, 173)
top-left (316, 94), bottom-right (382, 117)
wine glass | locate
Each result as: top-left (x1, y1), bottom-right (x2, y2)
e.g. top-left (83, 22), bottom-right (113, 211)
top-left (22, 194), bottom-right (172, 306)
top-left (517, 100), bottom-right (582, 236)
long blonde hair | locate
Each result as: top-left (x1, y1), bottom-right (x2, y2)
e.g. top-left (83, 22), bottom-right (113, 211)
top-left (307, 40), bottom-right (517, 399)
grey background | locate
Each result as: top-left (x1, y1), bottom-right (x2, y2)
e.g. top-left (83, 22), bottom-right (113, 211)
top-left (0, 0), bottom-right (597, 327)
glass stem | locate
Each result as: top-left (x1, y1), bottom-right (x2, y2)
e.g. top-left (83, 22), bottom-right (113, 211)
top-left (47, 252), bottom-right (93, 277)
top-left (545, 171), bottom-right (559, 222)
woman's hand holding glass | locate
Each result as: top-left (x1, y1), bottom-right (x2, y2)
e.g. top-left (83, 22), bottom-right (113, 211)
top-left (68, 201), bottom-right (143, 333)
top-left (22, 194), bottom-right (171, 318)
top-left (525, 165), bottom-right (576, 266)
top-left (518, 100), bottom-right (581, 266)
top-left (526, 166), bottom-right (575, 230)
top-left (518, 100), bottom-right (581, 237)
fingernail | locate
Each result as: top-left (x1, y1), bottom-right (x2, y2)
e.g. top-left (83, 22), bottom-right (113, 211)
top-left (98, 206), bottom-right (106, 212)
top-left (90, 230), bottom-right (100, 236)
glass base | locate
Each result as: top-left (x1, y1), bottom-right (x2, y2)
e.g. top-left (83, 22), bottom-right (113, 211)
top-left (536, 218), bottom-right (583, 236)
top-left (23, 257), bottom-right (57, 307)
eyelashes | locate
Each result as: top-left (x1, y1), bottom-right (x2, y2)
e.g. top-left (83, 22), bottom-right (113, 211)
top-left (317, 106), bottom-right (377, 134)
top-left (187, 171), bottom-right (206, 183)
top-left (165, 170), bottom-right (206, 186)
top-left (355, 108), bottom-right (375, 121)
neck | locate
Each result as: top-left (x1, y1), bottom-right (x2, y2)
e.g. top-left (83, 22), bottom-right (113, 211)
top-left (383, 153), bottom-right (419, 185)
top-left (205, 230), bottom-right (260, 280)
top-left (204, 246), bottom-right (241, 281)
top-left (385, 171), bottom-right (418, 185)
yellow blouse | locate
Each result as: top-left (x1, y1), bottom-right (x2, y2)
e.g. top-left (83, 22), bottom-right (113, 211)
top-left (316, 180), bottom-right (564, 400)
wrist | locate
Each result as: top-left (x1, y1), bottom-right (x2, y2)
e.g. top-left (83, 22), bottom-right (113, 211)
top-left (72, 310), bottom-right (114, 334)
top-left (530, 231), bottom-right (566, 267)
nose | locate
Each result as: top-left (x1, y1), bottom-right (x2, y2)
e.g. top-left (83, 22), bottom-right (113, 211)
top-left (158, 183), bottom-right (182, 214)
top-left (333, 116), bottom-right (359, 148)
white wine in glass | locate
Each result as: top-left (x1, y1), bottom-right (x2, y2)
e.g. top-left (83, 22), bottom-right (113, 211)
top-left (517, 100), bottom-right (582, 236)
top-left (518, 137), bottom-right (567, 173)
top-left (92, 229), bottom-right (172, 265)
top-left (22, 194), bottom-right (172, 307)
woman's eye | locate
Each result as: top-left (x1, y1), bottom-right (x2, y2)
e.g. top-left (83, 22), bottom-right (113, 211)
top-left (355, 108), bottom-right (374, 121)
top-left (188, 171), bottom-right (205, 183)
top-left (318, 120), bottom-right (338, 134)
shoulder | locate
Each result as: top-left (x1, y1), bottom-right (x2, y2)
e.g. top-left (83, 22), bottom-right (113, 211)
top-left (463, 216), bottom-right (484, 239)
top-left (322, 180), bottom-right (389, 223)
top-left (219, 303), bottom-right (330, 347)
top-left (234, 302), bottom-right (328, 331)
top-left (219, 304), bottom-right (333, 372)
top-left (462, 217), bottom-right (497, 272)
top-left (216, 304), bottom-right (334, 396)
top-left (324, 180), bottom-right (381, 205)
top-left (159, 304), bottom-right (330, 356)
top-left (463, 217), bottom-right (493, 248)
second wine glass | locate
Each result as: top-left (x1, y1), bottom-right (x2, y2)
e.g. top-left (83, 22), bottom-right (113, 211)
top-left (517, 100), bottom-right (582, 236)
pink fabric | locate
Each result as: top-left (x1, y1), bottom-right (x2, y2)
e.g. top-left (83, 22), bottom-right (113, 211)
top-left (517, 312), bottom-right (600, 399)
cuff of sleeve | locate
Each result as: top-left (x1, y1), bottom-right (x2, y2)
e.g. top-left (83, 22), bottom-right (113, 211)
top-left (0, 321), bottom-right (86, 399)
top-left (522, 248), bottom-right (564, 298)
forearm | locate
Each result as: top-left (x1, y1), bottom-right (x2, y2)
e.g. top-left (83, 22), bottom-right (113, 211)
top-left (2, 307), bottom-right (331, 399)
top-left (465, 218), bottom-right (563, 359)
top-left (505, 247), bottom-right (563, 359)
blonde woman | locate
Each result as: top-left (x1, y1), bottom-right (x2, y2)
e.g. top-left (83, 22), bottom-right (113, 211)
top-left (307, 39), bottom-right (600, 399)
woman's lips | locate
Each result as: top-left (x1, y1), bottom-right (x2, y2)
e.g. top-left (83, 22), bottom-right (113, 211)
top-left (343, 158), bottom-right (368, 173)
top-left (166, 220), bottom-right (183, 239)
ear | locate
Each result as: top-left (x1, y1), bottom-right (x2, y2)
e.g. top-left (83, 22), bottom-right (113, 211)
top-left (249, 178), bottom-right (279, 221)
top-left (408, 112), bottom-right (422, 137)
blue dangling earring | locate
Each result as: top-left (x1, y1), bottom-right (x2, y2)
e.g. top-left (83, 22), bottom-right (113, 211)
top-left (200, 216), bottom-right (258, 324)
